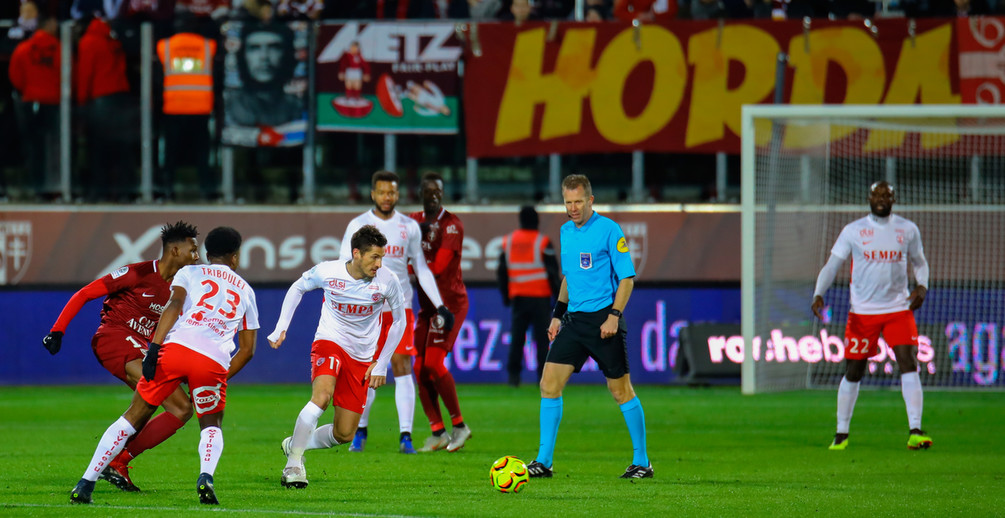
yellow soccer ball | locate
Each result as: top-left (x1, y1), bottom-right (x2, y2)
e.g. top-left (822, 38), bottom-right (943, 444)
top-left (489, 456), bottom-right (529, 493)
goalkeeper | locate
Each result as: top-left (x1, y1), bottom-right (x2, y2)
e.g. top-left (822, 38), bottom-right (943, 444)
top-left (811, 181), bottom-right (931, 451)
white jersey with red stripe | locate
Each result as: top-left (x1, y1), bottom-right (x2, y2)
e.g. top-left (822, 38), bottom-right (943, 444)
top-left (163, 264), bottom-right (260, 369)
top-left (340, 209), bottom-right (443, 310)
top-left (292, 260), bottom-right (404, 362)
top-left (831, 214), bottom-right (925, 315)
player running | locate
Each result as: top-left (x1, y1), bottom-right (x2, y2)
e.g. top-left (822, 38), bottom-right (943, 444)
top-left (812, 181), bottom-right (931, 451)
top-left (70, 226), bottom-right (258, 505)
top-left (44, 221), bottom-right (200, 491)
top-left (341, 170), bottom-right (454, 454)
top-left (408, 172), bottom-right (471, 452)
top-left (268, 225), bottom-right (406, 488)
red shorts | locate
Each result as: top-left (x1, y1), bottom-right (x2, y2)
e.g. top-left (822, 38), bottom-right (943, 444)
top-left (137, 343), bottom-right (227, 418)
top-left (374, 309), bottom-right (415, 358)
top-left (844, 310), bottom-right (919, 360)
top-left (310, 340), bottom-right (372, 414)
top-left (414, 301), bottom-right (469, 355)
top-left (91, 329), bottom-right (148, 384)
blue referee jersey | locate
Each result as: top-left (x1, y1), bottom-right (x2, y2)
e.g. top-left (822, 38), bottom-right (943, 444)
top-left (560, 211), bottom-right (636, 313)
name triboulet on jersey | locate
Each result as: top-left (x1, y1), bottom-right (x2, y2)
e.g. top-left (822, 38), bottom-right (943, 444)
top-left (200, 267), bottom-right (247, 289)
top-left (862, 250), bottom-right (904, 263)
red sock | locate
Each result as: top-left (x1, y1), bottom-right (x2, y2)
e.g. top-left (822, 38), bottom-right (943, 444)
top-left (124, 412), bottom-right (185, 460)
top-left (433, 370), bottom-right (463, 425)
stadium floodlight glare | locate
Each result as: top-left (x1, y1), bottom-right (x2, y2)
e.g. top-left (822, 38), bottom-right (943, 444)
top-left (741, 104), bottom-right (1005, 394)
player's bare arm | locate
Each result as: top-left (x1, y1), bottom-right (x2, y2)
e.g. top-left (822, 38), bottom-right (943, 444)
top-left (228, 329), bottom-right (257, 380)
top-left (365, 362), bottom-right (386, 389)
top-left (548, 278), bottom-right (569, 342)
top-left (908, 286), bottom-right (927, 311)
top-left (601, 277), bottom-right (634, 339)
top-left (811, 295), bottom-right (826, 320)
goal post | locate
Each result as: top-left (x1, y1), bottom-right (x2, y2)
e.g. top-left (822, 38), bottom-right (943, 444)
top-left (741, 104), bottom-right (1005, 394)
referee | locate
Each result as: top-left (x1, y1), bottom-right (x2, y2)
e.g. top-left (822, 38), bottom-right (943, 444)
top-left (526, 174), bottom-right (652, 480)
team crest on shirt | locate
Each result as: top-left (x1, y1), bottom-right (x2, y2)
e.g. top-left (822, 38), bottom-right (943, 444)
top-left (0, 221), bottom-right (32, 286)
top-left (621, 222), bottom-right (648, 275)
top-left (372, 293), bottom-right (381, 302)
top-left (896, 229), bottom-right (905, 245)
top-left (580, 253), bottom-right (592, 269)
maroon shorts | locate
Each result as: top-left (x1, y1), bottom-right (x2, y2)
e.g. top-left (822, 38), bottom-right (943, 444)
top-left (414, 301), bottom-right (469, 355)
top-left (845, 310), bottom-right (919, 360)
top-left (137, 343), bottom-right (228, 417)
top-left (374, 309), bottom-right (416, 358)
top-left (310, 340), bottom-right (372, 414)
top-left (91, 329), bottom-right (148, 384)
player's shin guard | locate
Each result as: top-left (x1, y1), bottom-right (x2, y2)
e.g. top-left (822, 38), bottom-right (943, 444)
top-left (199, 427), bottom-right (223, 476)
top-left (306, 424), bottom-right (339, 450)
top-left (536, 396), bottom-right (563, 468)
top-left (358, 387), bottom-right (376, 428)
top-left (901, 371), bottom-right (923, 430)
top-left (395, 374), bottom-right (416, 434)
top-left (288, 402), bottom-right (324, 467)
top-left (619, 396), bottom-right (650, 468)
top-left (836, 377), bottom-right (860, 434)
top-left (83, 417), bottom-right (136, 482)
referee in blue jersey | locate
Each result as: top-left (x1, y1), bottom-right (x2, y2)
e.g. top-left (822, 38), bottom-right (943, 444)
top-left (526, 174), bottom-right (652, 480)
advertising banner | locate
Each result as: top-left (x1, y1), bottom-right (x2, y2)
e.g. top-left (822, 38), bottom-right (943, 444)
top-left (464, 18), bottom-right (959, 157)
top-left (221, 20), bottom-right (310, 147)
top-left (957, 16), bottom-right (1005, 104)
top-left (315, 22), bottom-right (462, 134)
top-left (0, 208), bottom-right (739, 286)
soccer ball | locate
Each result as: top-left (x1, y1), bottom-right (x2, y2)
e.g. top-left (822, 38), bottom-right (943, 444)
top-left (489, 456), bottom-right (529, 493)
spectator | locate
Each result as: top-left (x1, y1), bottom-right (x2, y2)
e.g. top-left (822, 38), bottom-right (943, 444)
top-left (468, 0), bottom-right (503, 19)
top-left (7, 1), bottom-right (38, 41)
top-left (71, 0), bottom-right (120, 19)
top-left (76, 16), bottom-right (134, 202)
top-left (614, 0), bottom-right (677, 22)
top-left (499, 0), bottom-right (538, 22)
top-left (8, 15), bottom-right (61, 201)
top-left (585, 4), bottom-right (606, 19)
top-left (536, 0), bottom-right (573, 18)
top-left (276, 0), bottom-right (324, 19)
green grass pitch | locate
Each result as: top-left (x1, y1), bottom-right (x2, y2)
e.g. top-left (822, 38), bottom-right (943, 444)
top-left (2, 384), bottom-right (1004, 516)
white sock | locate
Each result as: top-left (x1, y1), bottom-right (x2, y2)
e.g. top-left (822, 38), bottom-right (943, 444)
top-left (287, 402), bottom-right (324, 468)
top-left (198, 426), bottom-right (223, 476)
top-left (901, 371), bottom-right (923, 430)
top-left (83, 416), bottom-right (136, 481)
top-left (395, 374), bottom-right (415, 434)
top-left (836, 377), bottom-right (860, 434)
top-left (306, 424), bottom-right (340, 450)
top-left (358, 387), bottom-right (376, 428)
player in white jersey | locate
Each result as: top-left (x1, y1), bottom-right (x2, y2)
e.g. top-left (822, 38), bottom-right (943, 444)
top-left (269, 225), bottom-right (407, 488)
top-left (340, 170), bottom-right (455, 454)
top-left (811, 182), bottom-right (931, 451)
top-left (71, 227), bottom-right (259, 506)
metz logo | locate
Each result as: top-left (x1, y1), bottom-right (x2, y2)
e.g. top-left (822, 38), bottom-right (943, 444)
top-left (620, 222), bottom-right (647, 276)
top-left (0, 221), bottom-right (32, 286)
top-left (317, 23), bottom-right (461, 65)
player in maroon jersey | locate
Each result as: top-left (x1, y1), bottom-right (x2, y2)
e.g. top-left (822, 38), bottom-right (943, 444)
top-left (408, 172), bottom-right (472, 452)
top-left (43, 221), bottom-right (200, 492)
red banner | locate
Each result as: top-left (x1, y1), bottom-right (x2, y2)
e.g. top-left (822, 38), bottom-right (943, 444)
top-left (958, 17), bottom-right (1005, 103)
top-left (464, 19), bottom-right (959, 158)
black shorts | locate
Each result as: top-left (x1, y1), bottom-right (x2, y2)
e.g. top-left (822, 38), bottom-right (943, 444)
top-left (546, 307), bottom-right (629, 379)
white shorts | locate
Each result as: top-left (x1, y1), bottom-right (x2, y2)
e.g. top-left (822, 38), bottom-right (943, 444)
top-left (344, 68), bottom-right (363, 82)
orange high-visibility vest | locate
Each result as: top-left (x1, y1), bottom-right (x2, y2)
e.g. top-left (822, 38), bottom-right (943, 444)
top-left (157, 33), bottom-right (215, 115)
top-left (503, 229), bottom-right (552, 298)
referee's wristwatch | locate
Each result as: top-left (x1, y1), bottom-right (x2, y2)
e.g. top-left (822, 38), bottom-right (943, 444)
top-left (609, 308), bottom-right (623, 318)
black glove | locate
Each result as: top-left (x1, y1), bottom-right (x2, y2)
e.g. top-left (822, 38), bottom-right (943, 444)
top-left (142, 343), bottom-right (161, 381)
top-left (436, 305), bottom-right (455, 333)
top-left (42, 331), bottom-right (63, 355)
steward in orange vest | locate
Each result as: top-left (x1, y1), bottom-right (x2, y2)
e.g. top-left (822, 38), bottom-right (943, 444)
top-left (157, 32), bottom-right (216, 115)
top-left (497, 206), bottom-right (560, 386)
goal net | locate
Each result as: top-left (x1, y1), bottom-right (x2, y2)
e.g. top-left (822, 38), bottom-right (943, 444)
top-left (741, 105), bottom-right (1005, 394)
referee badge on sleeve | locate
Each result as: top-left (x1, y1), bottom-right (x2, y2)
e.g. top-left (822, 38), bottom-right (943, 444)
top-left (580, 252), bottom-right (592, 269)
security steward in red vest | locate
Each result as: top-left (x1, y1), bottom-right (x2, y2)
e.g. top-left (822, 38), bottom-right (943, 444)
top-left (497, 205), bottom-right (561, 386)
top-left (156, 22), bottom-right (217, 200)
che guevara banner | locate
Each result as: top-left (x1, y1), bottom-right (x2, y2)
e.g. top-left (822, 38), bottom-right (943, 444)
top-left (464, 18), bottom-right (960, 158)
top-left (315, 22), bottom-right (462, 134)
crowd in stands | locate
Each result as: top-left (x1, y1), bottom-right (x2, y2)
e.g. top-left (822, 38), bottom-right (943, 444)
top-left (4, 0), bottom-right (1003, 36)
